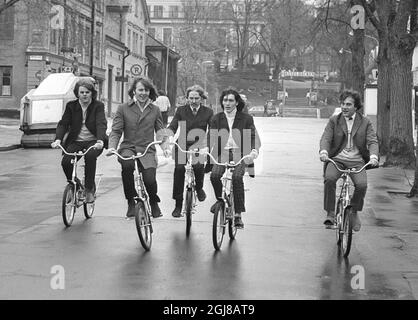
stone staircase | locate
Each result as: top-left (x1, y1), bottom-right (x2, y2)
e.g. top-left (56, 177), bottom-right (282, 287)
top-left (282, 107), bottom-right (319, 118)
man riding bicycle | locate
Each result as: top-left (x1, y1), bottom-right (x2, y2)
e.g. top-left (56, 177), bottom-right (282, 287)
top-left (319, 90), bottom-right (379, 231)
top-left (166, 85), bottom-right (213, 218)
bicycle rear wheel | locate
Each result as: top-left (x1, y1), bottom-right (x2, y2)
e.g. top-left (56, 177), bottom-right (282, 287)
top-left (185, 188), bottom-right (193, 237)
top-left (212, 201), bottom-right (226, 251)
top-left (62, 184), bottom-right (76, 227)
top-left (135, 201), bottom-right (152, 251)
top-left (340, 207), bottom-right (353, 257)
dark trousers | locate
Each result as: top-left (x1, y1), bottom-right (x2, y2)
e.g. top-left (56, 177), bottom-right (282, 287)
top-left (173, 163), bottom-right (204, 202)
top-left (210, 151), bottom-right (246, 213)
top-left (118, 149), bottom-right (160, 204)
top-left (61, 140), bottom-right (102, 190)
top-left (324, 160), bottom-right (367, 213)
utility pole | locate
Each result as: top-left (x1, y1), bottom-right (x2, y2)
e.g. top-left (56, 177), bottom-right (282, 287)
top-left (121, 48), bottom-right (131, 103)
top-left (89, 0), bottom-right (95, 76)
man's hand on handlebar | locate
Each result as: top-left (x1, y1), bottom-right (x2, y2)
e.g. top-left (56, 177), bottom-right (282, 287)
top-left (93, 141), bottom-right (104, 150)
top-left (319, 151), bottom-right (329, 162)
top-left (369, 158), bottom-right (379, 167)
top-left (51, 140), bottom-right (61, 149)
top-left (106, 147), bottom-right (116, 156)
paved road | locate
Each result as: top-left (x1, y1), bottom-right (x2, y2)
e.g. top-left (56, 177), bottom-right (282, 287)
top-left (1, 117), bottom-right (418, 299)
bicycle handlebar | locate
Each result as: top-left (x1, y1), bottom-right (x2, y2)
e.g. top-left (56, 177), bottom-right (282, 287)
top-left (109, 140), bottom-right (163, 161)
top-left (56, 144), bottom-right (96, 157)
top-left (205, 151), bottom-right (252, 168)
top-left (169, 141), bottom-right (205, 155)
top-left (327, 158), bottom-right (374, 174)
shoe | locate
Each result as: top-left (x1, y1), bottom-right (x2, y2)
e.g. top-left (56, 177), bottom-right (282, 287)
top-left (210, 200), bottom-right (222, 214)
top-left (234, 216), bottom-right (244, 229)
top-left (151, 203), bottom-right (163, 218)
top-left (351, 211), bottom-right (361, 232)
top-left (172, 206), bottom-right (182, 218)
top-left (323, 211), bottom-right (335, 227)
top-left (85, 189), bottom-right (95, 203)
top-left (126, 199), bottom-right (136, 219)
top-left (196, 189), bottom-right (206, 202)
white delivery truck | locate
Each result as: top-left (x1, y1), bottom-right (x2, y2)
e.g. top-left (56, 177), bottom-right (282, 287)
top-left (19, 73), bottom-right (95, 147)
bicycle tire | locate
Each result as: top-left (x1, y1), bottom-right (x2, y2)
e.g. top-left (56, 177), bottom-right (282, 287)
top-left (83, 197), bottom-right (95, 219)
top-left (83, 183), bottom-right (96, 219)
top-left (185, 188), bottom-right (193, 237)
top-left (212, 201), bottom-right (226, 251)
top-left (135, 201), bottom-right (152, 251)
top-left (341, 207), bottom-right (353, 257)
top-left (62, 184), bottom-right (76, 227)
top-left (335, 199), bottom-right (343, 244)
top-left (228, 194), bottom-right (237, 240)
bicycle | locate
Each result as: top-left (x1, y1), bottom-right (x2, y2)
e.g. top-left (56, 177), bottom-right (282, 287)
top-left (327, 158), bottom-right (374, 257)
top-left (109, 141), bottom-right (162, 251)
top-left (57, 144), bottom-right (102, 227)
top-left (169, 141), bottom-right (203, 237)
top-left (205, 152), bottom-right (252, 251)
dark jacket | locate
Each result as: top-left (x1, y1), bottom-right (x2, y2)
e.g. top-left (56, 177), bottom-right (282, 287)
top-left (168, 104), bottom-right (214, 150)
top-left (319, 111), bottom-right (379, 164)
top-left (55, 99), bottom-right (108, 148)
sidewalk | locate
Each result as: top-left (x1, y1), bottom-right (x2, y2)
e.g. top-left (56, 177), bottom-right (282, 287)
top-left (0, 118), bottom-right (21, 151)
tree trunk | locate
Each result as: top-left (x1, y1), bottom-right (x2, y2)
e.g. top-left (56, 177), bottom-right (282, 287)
top-left (376, 43), bottom-right (390, 155)
top-left (385, 44), bottom-right (415, 167)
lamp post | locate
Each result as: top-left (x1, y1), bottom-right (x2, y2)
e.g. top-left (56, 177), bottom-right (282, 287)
top-left (201, 60), bottom-right (213, 95)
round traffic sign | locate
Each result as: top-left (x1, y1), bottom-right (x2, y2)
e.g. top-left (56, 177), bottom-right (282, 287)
top-left (130, 64), bottom-right (143, 76)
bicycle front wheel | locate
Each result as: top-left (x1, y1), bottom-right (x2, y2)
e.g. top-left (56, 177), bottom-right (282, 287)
top-left (212, 201), bottom-right (226, 251)
top-left (135, 201), bottom-right (152, 251)
top-left (228, 194), bottom-right (237, 240)
top-left (62, 184), bottom-right (76, 227)
top-left (340, 207), bottom-right (353, 257)
top-left (335, 199), bottom-right (343, 244)
top-left (185, 188), bottom-right (193, 237)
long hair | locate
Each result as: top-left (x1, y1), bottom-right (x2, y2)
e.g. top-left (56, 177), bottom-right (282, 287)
top-left (340, 90), bottom-right (363, 110)
top-left (186, 85), bottom-right (207, 100)
top-left (73, 79), bottom-right (97, 100)
top-left (128, 77), bottom-right (158, 101)
top-left (219, 88), bottom-right (245, 112)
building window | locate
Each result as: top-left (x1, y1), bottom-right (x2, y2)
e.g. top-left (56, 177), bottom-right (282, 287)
top-left (163, 28), bottom-right (172, 46)
top-left (154, 5), bottom-right (163, 18)
top-left (95, 31), bottom-right (100, 62)
top-left (133, 32), bottom-right (138, 54)
top-left (139, 34), bottom-right (143, 55)
top-left (0, 67), bottom-right (12, 96)
top-left (169, 6), bottom-right (178, 18)
top-left (135, 0), bottom-right (139, 16)
top-left (50, 29), bottom-right (56, 45)
top-left (148, 27), bottom-right (156, 38)
top-left (127, 29), bottom-right (131, 49)
top-left (0, 5), bottom-right (14, 40)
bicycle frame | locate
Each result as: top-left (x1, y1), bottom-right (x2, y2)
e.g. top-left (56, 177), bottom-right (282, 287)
top-left (59, 144), bottom-right (96, 203)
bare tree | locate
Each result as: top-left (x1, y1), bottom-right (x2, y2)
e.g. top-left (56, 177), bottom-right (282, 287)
top-left (0, 0), bottom-right (20, 14)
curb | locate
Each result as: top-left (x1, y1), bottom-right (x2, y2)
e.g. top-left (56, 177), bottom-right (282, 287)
top-left (0, 144), bottom-right (21, 152)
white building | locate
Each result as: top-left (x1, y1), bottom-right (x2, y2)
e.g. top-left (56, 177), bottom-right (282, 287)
top-left (104, 0), bottom-right (150, 116)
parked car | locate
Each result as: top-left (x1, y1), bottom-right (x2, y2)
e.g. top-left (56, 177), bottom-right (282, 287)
top-left (249, 104), bottom-right (279, 117)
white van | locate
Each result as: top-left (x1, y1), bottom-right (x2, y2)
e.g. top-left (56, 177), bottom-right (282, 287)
top-left (20, 73), bottom-right (95, 147)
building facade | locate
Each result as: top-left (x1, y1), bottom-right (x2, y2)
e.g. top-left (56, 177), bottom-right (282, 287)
top-left (104, 0), bottom-right (150, 116)
top-left (0, 0), bottom-right (107, 112)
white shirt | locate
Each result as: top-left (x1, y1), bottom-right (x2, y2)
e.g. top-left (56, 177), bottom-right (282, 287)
top-left (224, 109), bottom-right (239, 150)
top-left (154, 95), bottom-right (171, 112)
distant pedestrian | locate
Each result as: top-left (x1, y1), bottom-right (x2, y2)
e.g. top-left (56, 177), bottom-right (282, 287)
top-left (155, 89), bottom-right (171, 126)
top-left (51, 79), bottom-right (108, 203)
